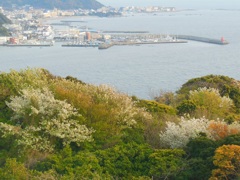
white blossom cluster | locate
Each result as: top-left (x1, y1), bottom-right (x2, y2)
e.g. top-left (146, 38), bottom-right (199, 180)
top-left (6, 88), bottom-right (78, 121)
top-left (0, 123), bottom-right (54, 152)
top-left (0, 122), bottom-right (20, 137)
top-left (41, 118), bottom-right (94, 146)
top-left (160, 116), bottom-right (240, 149)
top-left (1, 87), bottom-right (94, 152)
top-left (160, 117), bottom-right (209, 148)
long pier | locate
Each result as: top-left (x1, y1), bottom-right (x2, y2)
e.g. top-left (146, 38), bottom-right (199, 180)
top-left (177, 35), bottom-right (229, 45)
top-left (105, 34), bottom-right (229, 45)
top-left (98, 40), bottom-right (187, 50)
top-left (98, 34), bottom-right (229, 49)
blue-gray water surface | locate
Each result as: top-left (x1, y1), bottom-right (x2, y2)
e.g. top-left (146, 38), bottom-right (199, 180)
top-left (1, 10), bottom-right (240, 99)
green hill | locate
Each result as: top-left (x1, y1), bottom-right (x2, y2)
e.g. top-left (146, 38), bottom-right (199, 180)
top-left (0, 68), bottom-right (240, 179)
top-left (0, 13), bottom-right (11, 36)
top-left (0, 13), bottom-right (11, 24)
top-left (0, 0), bottom-right (104, 10)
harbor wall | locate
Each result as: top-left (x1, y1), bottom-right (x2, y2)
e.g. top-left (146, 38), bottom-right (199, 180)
top-left (98, 40), bottom-right (187, 50)
top-left (177, 35), bottom-right (228, 45)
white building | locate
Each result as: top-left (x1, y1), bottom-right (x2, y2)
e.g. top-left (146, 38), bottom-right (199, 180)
top-left (0, 37), bottom-right (10, 44)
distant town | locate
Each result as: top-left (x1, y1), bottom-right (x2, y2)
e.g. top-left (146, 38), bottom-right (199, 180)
top-left (0, 5), bottom-right (228, 49)
top-left (0, 5), bottom-right (178, 48)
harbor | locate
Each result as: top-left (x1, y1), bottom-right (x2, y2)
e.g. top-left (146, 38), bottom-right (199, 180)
top-left (60, 33), bottom-right (228, 50)
top-left (0, 11), bottom-right (229, 49)
top-left (1, 33), bottom-right (229, 48)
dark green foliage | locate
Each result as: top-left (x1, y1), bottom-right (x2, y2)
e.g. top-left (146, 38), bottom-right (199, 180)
top-left (35, 143), bottom-right (154, 179)
top-left (0, 75), bottom-right (16, 122)
top-left (65, 76), bottom-right (86, 85)
top-left (181, 158), bottom-right (213, 180)
top-left (228, 87), bottom-right (240, 112)
top-left (96, 142), bottom-right (154, 178)
top-left (137, 99), bottom-right (176, 115)
top-left (0, 13), bottom-right (11, 36)
top-left (149, 149), bottom-right (186, 180)
top-left (0, 26), bottom-right (10, 36)
top-left (177, 100), bottom-right (196, 115)
top-left (0, 136), bottom-right (20, 166)
top-left (0, 13), bottom-right (11, 24)
top-left (182, 135), bottom-right (240, 180)
top-left (177, 75), bottom-right (234, 95)
top-left (186, 136), bottom-right (218, 159)
top-left (121, 128), bottom-right (145, 144)
top-left (181, 136), bottom-right (217, 179)
top-left (0, 0), bottom-right (103, 10)
top-left (35, 145), bottom-right (111, 178)
top-left (219, 134), bottom-right (240, 146)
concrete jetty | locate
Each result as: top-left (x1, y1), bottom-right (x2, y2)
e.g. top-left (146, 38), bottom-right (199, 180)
top-left (177, 35), bottom-right (229, 45)
top-left (98, 40), bottom-right (187, 50)
top-left (105, 34), bottom-right (229, 45)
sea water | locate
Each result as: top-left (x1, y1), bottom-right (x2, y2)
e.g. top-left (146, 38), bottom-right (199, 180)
top-left (1, 10), bottom-right (240, 99)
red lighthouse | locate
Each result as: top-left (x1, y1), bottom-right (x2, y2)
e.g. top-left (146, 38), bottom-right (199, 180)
top-left (221, 37), bottom-right (225, 42)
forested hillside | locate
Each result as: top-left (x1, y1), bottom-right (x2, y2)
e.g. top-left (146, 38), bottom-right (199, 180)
top-left (0, 13), bottom-right (11, 24)
top-left (0, 68), bottom-right (239, 179)
top-left (0, 0), bottom-right (103, 10)
top-left (0, 13), bottom-right (11, 36)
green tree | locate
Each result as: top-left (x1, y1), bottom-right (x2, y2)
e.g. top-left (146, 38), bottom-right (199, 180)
top-left (96, 142), bottom-right (153, 178)
top-left (188, 87), bottom-right (234, 119)
top-left (183, 136), bottom-right (218, 179)
top-left (149, 149), bottom-right (186, 179)
top-left (176, 100), bottom-right (196, 115)
top-left (0, 158), bottom-right (31, 179)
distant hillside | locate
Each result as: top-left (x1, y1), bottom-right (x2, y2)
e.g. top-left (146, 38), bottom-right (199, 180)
top-left (0, 13), bottom-right (11, 24)
top-left (0, 13), bottom-right (11, 36)
top-left (0, 0), bottom-right (104, 10)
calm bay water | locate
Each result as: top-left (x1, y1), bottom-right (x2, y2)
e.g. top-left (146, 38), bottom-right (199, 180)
top-left (1, 10), bottom-right (240, 99)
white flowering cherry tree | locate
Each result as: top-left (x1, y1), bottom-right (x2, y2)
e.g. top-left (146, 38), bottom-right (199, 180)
top-left (160, 116), bottom-right (240, 149)
top-left (0, 87), bottom-right (94, 152)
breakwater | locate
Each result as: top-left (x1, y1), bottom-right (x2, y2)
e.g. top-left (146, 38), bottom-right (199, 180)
top-left (105, 34), bottom-right (229, 46)
top-left (177, 35), bottom-right (229, 45)
top-left (98, 40), bottom-right (187, 50)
